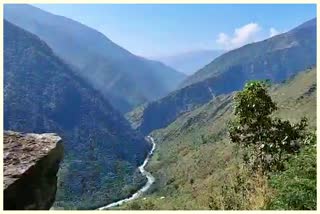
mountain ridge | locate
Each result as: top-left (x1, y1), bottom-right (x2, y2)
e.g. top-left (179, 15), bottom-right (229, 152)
top-left (127, 17), bottom-right (316, 135)
top-left (181, 17), bottom-right (316, 87)
top-left (4, 20), bottom-right (151, 209)
top-left (4, 4), bottom-right (186, 113)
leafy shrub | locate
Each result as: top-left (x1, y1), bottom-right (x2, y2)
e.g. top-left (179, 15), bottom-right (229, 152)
top-left (268, 133), bottom-right (316, 210)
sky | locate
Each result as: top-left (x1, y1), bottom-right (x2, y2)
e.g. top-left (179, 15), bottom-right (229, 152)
top-left (34, 4), bottom-right (316, 58)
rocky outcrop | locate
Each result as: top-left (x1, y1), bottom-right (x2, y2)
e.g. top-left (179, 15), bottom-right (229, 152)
top-left (3, 131), bottom-right (63, 210)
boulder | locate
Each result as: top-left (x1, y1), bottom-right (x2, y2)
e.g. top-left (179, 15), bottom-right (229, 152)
top-left (3, 130), bottom-right (63, 210)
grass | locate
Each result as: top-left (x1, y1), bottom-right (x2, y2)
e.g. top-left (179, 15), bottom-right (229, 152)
top-left (120, 67), bottom-right (316, 210)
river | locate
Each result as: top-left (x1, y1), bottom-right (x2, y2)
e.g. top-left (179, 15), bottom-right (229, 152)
top-left (97, 136), bottom-right (156, 210)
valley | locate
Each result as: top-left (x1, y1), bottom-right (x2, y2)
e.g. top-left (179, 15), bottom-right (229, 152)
top-left (127, 18), bottom-right (316, 135)
top-left (121, 67), bottom-right (317, 210)
top-left (3, 3), bottom-right (317, 211)
top-left (98, 136), bottom-right (156, 210)
top-left (4, 20), bottom-right (151, 209)
top-left (4, 4), bottom-right (186, 113)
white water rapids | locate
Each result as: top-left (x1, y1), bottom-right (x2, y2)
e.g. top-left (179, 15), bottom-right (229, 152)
top-left (97, 136), bottom-right (156, 210)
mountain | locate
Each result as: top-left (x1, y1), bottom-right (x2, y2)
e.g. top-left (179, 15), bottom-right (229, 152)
top-left (154, 50), bottom-right (224, 75)
top-left (4, 20), bottom-right (151, 209)
top-left (4, 4), bottom-right (186, 113)
top-left (122, 67), bottom-right (316, 210)
top-left (127, 18), bottom-right (316, 135)
top-left (181, 18), bottom-right (316, 87)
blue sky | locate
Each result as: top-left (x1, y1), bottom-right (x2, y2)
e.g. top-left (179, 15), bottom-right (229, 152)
top-left (34, 4), bottom-right (316, 57)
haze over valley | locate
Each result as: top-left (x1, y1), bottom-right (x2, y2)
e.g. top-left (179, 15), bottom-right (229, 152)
top-left (3, 4), bottom-right (317, 210)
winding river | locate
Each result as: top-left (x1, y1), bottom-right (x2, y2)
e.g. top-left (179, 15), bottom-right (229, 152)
top-left (97, 136), bottom-right (156, 210)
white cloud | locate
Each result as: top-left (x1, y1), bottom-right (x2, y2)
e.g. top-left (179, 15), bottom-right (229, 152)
top-left (216, 33), bottom-right (230, 46)
top-left (269, 27), bottom-right (280, 37)
top-left (216, 23), bottom-right (262, 50)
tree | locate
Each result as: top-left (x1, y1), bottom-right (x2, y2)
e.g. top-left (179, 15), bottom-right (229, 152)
top-left (228, 80), bottom-right (308, 173)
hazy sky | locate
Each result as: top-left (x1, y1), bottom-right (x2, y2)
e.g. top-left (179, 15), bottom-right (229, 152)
top-left (34, 4), bottom-right (316, 57)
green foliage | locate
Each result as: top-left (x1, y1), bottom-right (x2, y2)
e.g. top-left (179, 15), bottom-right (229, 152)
top-left (228, 80), bottom-right (308, 172)
top-left (4, 20), bottom-right (150, 210)
top-left (268, 133), bottom-right (316, 210)
top-left (121, 68), bottom-right (316, 210)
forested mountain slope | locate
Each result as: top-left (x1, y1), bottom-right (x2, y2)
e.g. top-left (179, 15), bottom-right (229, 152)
top-left (4, 4), bottom-right (186, 113)
top-left (4, 20), bottom-right (151, 209)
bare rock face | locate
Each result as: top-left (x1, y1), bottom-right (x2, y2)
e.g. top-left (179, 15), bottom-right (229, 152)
top-left (3, 131), bottom-right (63, 210)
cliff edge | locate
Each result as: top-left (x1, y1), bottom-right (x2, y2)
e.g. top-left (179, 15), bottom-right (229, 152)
top-left (3, 131), bottom-right (63, 210)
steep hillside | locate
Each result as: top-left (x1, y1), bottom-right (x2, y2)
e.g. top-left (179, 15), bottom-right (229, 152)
top-left (154, 50), bottom-right (224, 75)
top-left (181, 18), bottom-right (316, 87)
top-left (4, 20), bottom-right (151, 209)
top-left (126, 78), bottom-right (219, 134)
top-left (127, 18), bottom-right (316, 134)
top-left (4, 4), bottom-right (186, 113)
top-left (121, 67), bottom-right (316, 210)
